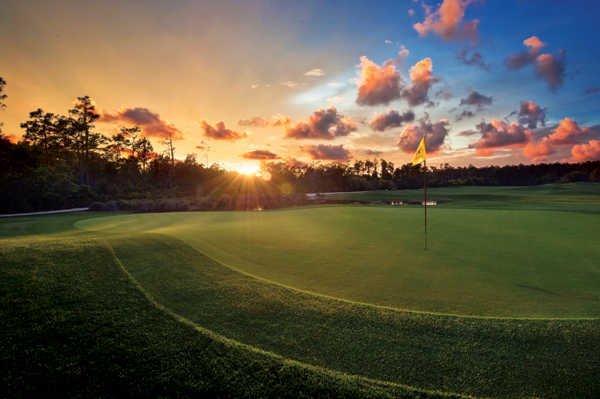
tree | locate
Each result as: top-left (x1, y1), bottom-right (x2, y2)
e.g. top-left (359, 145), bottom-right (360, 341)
top-left (133, 136), bottom-right (154, 170)
top-left (21, 109), bottom-right (60, 163)
top-left (0, 77), bottom-right (6, 134)
top-left (68, 96), bottom-right (101, 184)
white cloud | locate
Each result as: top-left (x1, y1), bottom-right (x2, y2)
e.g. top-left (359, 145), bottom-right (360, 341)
top-left (304, 68), bottom-right (325, 77)
top-left (281, 81), bottom-right (298, 88)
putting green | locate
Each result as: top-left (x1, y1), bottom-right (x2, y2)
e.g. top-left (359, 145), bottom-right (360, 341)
top-left (77, 206), bottom-right (600, 318)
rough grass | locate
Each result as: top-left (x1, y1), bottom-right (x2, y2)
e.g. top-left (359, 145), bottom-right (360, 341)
top-left (107, 232), bottom-right (600, 399)
top-left (0, 231), bottom-right (466, 399)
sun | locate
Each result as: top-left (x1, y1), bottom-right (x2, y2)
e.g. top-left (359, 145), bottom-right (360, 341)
top-left (234, 162), bottom-right (261, 176)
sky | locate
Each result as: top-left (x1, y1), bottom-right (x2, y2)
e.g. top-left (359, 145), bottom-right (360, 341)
top-left (1, 0), bottom-right (600, 173)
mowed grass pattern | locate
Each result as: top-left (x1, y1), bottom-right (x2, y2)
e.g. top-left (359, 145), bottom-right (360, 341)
top-left (3, 184), bottom-right (600, 398)
top-left (78, 205), bottom-right (600, 317)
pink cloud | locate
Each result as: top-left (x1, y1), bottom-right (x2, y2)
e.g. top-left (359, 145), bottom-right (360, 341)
top-left (101, 107), bottom-right (183, 140)
top-left (369, 109), bottom-right (415, 132)
top-left (398, 118), bottom-right (449, 153)
top-left (547, 117), bottom-right (588, 145)
top-left (355, 56), bottom-right (404, 106)
top-left (571, 140), bottom-right (600, 162)
top-left (402, 57), bottom-right (439, 106)
top-left (301, 144), bottom-right (351, 160)
top-left (200, 121), bottom-right (247, 140)
top-left (469, 119), bottom-right (531, 156)
top-left (242, 150), bottom-right (279, 160)
top-left (413, 0), bottom-right (480, 43)
top-left (284, 106), bottom-right (358, 140)
top-left (518, 101), bottom-right (546, 129)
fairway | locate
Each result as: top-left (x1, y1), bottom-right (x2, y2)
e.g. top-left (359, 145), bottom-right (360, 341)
top-left (77, 204), bottom-right (600, 318)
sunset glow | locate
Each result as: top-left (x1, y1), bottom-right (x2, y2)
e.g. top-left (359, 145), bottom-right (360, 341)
top-left (1, 0), bottom-right (599, 166)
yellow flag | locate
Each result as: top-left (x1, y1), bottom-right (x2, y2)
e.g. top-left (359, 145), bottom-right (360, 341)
top-left (412, 137), bottom-right (426, 165)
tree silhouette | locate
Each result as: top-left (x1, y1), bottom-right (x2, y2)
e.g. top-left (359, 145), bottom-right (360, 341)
top-left (68, 96), bottom-right (101, 184)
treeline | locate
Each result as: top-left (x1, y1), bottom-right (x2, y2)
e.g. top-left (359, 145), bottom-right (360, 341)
top-left (265, 159), bottom-right (600, 194)
top-left (0, 85), bottom-right (599, 213)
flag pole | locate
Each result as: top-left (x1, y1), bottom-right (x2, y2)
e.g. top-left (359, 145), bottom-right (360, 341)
top-left (424, 156), bottom-right (427, 251)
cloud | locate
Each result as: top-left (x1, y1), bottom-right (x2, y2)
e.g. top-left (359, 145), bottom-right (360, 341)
top-left (397, 118), bottom-right (449, 153)
top-left (408, 8), bottom-right (415, 16)
top-left (284, 106), bottom-right (358, 140)
top-left (547, 117), bottom-right (588, 145)
top-left (281, 81), bottom-right (298, 88)
top-left (384, 39), bottom-right (393, 44)
top-left (459, 90), bottom-right (492, 109)
top-left (535, 51), bottom-right (566, 92)
top-left (504, 36), bottom-right (566, 91)
top-left (304, 68), bottom-right (325, 77)
top-left (455, 110), bottom-right (475, 121)
top-left (504, 36), bottom-right (545, 70)
top-left (200, 121), bottom-right (247, 140)
top-left (326, 96), bottom-right (344, 103)
top-left (101, 107), bottom-right (183, 139)
top-left (250, 84), bottom-right (259, 89)
top-left (301, 144), bottom-right (351, 160)
top-left (523, 137), bottom-right (554, 160)
top-left (571, 140), bottom-right (600, 162)
top-left (355, 56), bottom-right (404, 106)
top-left (238, 116), bottom-right (270, 127)
top-left (195, 145), bottom-right (205, 150)
top-left (457, 48), bottom-right (490, 71)
top-left (517, 101), bottom-right (546, 129)
top-left (584, 87), bottom-right (600, 95)
top-left (413, 0), bottom-right (480, 43)
top-left (242, 150), bottom-right (279, 160)
top-left (363, 149), bottom-right (384, 156)
top-left (369, 109), bottom-right (415, 131)
top-left (458, 129), bottom-right (478, 136)
top-left (469, 119), bottom-right (530, 156)
top-left (402, 57), bottom-right (438, 106)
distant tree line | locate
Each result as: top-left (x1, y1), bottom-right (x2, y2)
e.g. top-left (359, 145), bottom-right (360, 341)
top-left (0, 78), bottom-right (599, 213)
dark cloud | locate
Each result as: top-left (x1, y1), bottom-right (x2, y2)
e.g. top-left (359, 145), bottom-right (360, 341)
top-left (469, 119), bottom-right (530, 156)
top-left (242, 150), bottom-right (279, 160)
top-left (517, 101), bottom-right (546, 129)
top-left (284, 106), bottom-right (357, 140)
top-left (504, 36), bottom-right (566, 92)
top-left (301, 144), bottom-right (351, 160)
top-left (535, 51), bottom-right (566, 92)
top-left (397, 117), bottom-right (449, 153)
top-left (458, 129), bottom-right (479, 136)
top-left (459, 90), bottom-right (492, 109)
top-left (584, 87), bottom-right (600, 95)
top-left (369, 110), bottom-right (415, 132)
top-left (456, 110), bottom-right (475, 121)
top-left (504, 36), bottom-right (545, 70)
top-left (363, 149), bottom-right (383, 156)
top-left (435, 88), bottom-right (452, 100)
top-left (356, 56), bottom-right (404, 106)
top-left (238, 116), bottom-right (270, 127)
top-left (402, 57), bottom-right (439, 106)
top-left (101, 107), bottom-right (183, 139)
top-left (457, 48), bottom-right (490, 71)
top-left (200, 121), bottom-right (247, 140)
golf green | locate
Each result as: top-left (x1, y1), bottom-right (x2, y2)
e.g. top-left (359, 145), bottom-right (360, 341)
top-left (77, 205), bottom-right (600, 318)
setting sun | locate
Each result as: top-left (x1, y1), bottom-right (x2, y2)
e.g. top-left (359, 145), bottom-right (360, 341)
top-left (233, 162), bottom-right (260, 176)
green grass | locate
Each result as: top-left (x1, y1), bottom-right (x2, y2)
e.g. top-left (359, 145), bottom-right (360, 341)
top-left (2, 183), bottom-right (600, 398)
top-left (77, 204), bottom-right (600, 318)
top-left (327, 182), bottom-right (600, 213)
